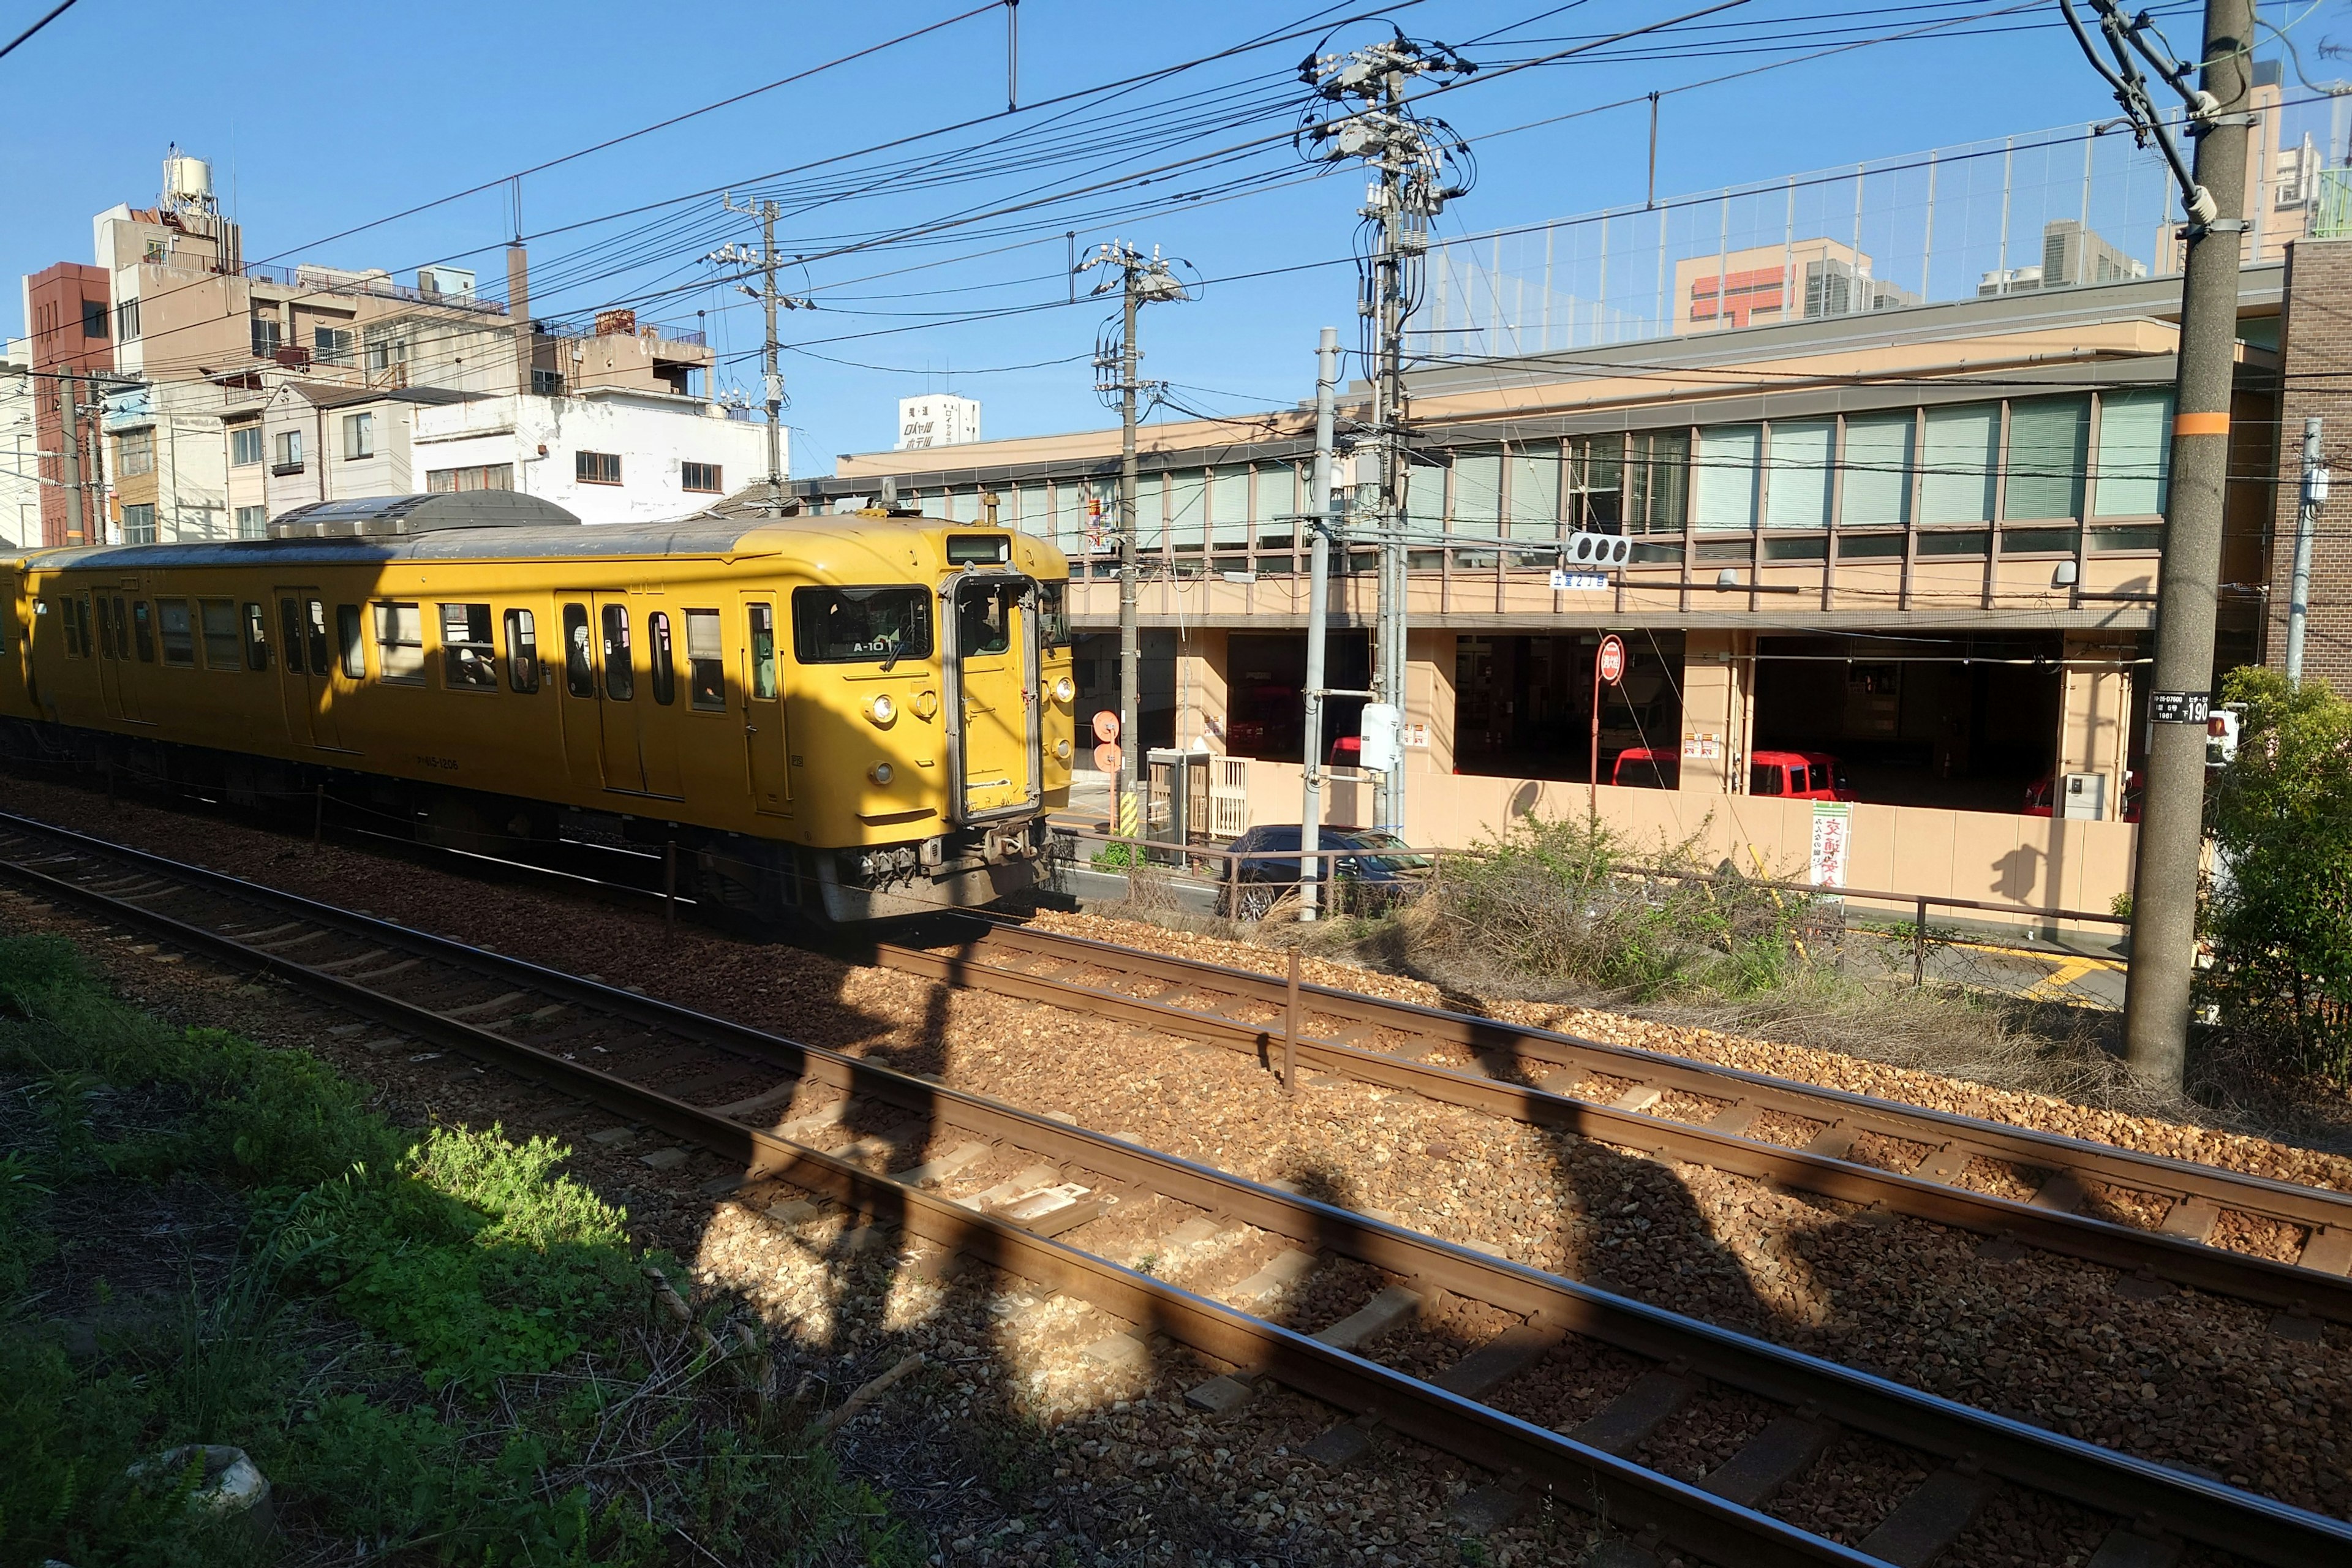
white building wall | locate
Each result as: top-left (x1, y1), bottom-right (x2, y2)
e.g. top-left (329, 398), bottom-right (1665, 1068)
top-left (896, 393), bottom-right (981, 450)
top-left (409, 390), bottom-right (770, 524)
top-left (1, 349), bottom-right (35, 550)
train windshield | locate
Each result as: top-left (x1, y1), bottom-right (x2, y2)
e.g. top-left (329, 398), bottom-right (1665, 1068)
top-left (791, 586), bottom-right (933, 667)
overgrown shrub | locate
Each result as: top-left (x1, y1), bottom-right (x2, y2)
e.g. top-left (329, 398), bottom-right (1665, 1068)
top-left (2203, 666), bottom-right (2352, 1082)
top-left (1419, 809), bottom-right (1818, 998)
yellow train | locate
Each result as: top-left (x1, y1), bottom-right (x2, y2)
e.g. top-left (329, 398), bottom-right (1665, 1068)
top-left (0, 492), bottom-right (1076, 921)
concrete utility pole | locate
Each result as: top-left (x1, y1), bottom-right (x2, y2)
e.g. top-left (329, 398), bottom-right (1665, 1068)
top-left (1079, 240), bottom-right (1187, 839)
top-left (1299, 326), bottom-right (1341, 919)
top-left (713, 198), bottom-right (812, 511)
top-left (58, 371), bottom-right (84, 546)
top-left (1298, 36), bottom-right (1475, 838)
top-left (2286, 415), bottom-right (2324, 686)
top-left (2065, 0), bottom-right (2255, 1088)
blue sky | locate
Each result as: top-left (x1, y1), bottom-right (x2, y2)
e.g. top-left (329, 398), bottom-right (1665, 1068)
top-left (3, 0), bottom-right (2339, 470)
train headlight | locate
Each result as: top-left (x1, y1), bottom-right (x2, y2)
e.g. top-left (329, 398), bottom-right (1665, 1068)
top-left (1054, 738), bottom-right (1072, 762)
top-left (1053, 676), bottom-right (1074, 703)
top-left (869, 762), bottom-right (895, 786)
top-left (866, 693), bottom-right (897, 726)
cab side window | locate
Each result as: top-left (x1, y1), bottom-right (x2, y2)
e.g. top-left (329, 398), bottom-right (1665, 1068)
top-left (746, 603), bottom-right (778, 699)
top-left (243, 603), bottom-right (270, 671)
top-left (503, 609), bottom-right (540, 693)
top-left (685, 609), bottom-right (725, 710)
top-left (59, 598), bottom-right (83, 657)
top-left (647, 611), bottom-right (676, 706)
top-left (562, 604), bottom-right (595, 697)
top-left (440, 603), bottom-right (496, 690)
top-left (200, 598), bottom-right (239, 669)
top-left (1749, 763), bottom-right (1785, 797)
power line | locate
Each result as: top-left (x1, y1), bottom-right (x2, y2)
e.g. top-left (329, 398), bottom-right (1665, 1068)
top-left (0, 0), bottom-right (78, 63)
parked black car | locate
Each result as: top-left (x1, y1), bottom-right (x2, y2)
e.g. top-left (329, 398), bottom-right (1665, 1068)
top-left (1216, 824), bottom-right (1432, 919)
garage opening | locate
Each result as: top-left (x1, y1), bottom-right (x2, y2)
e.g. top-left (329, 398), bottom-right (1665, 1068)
top-left (1222, 631), bottom-right (1371, 763)
top-left (1455, 631), bottom-right (1684, 782)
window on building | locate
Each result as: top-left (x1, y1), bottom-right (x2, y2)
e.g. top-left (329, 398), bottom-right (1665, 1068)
top-left (1839, 412), bottom-right (1913, 527)
top-left (235, 505), bottom-right (268, 539)
top-left (314, 325), bottom-right (355, 368)
top-left (1507, 444), bottom-right (1561, 541)
top-left (2005, 396), bottom-right (2090, 521)
top-left (1568, 436), bottom-right (1623, 533)
top-left (576, 450), bottom-right (622, 485)
top-left (426, 463), bottom-right (514, 493)
top-left (1765, 420), bottom-right (1834, 529)
top-left (1692, 424), bottom-right (1762, 532)
top-left (251, 316), bottom-right (281, 358)
top-left (157, 600), bottom-right (193, 665)
top-left (2094, 390), bottom-right (2173, 516)
top-left (115, 298), bottom-right (140, 342)
top-left (600, 605), bottom-right (633, 700)
top-left (1920, 404), bottom-right (1999, 524)
top-left (1625, 431), bottom-right (1688, 533)
top-left (562, 604), bottom-right (595, 696)
top-left (503, 609), bottom-right (540, 693)
top-left (747, 603), bottom-right (778, 699)
top-left (343, 412), bottom-right (375, 460)
top-left (681, 461), bottom-right (722, 493)
top-left (243, 603), bottom-right (270, 671)
top-left (199, 598), bottom-right (239, 668)
top-left (440, 603), bottom-right (496, 690)
top-left (118, 429), bottom-right (154, 478)
top-left (82, 300), bottom-right (107, 340)
top-left (230, 426), bottom-right (263, 467)
top-left (685, 609), bottom-right (725, 709)
top-left (1208, 465), bottom-right (1251, 554)
top-left (372, 601), bottom-right (423, 683)
top-left (122, 503), bottom-right (157, 544)
top-left (648, 612), bottom-right (676, 705)
top-left (791, 587), bottom-right (929, 666)
top-left (273, 429), bottom-right (303, 472)
top-left (363, 326), bottom-right (407, 375)
top-left (336, 605), bottom-right (364, 678)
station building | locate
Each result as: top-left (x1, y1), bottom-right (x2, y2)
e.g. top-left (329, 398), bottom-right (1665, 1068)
top-left (791, 108), bottom-right (2350, 913)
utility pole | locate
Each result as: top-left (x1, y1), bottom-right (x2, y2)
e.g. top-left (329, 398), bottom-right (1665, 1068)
top-left (58, 370), bottom-right (84, 546)
top-left (1299, 36), bottom-right (1475, 838)
top-left (1299, 326), bottom-right (1340, 919)
top-left (712, 198), bottom-right (812, 511)
top-left (2063, 0), bottom-right (2253, 1089)
top-left (1079, 240), bottom-right (1188, 839)
top-left (2286, 415), bottom-right (2324, 686)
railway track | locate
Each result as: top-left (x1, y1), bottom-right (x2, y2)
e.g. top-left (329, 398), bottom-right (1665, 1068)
top-left (3, 812), bottom-right (2349, 1566)
top-left (867, 920), bottom-right (2352, 1332)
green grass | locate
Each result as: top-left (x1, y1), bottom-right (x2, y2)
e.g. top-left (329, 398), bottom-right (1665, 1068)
top-left (0, 933), bottom-right (924, 1567)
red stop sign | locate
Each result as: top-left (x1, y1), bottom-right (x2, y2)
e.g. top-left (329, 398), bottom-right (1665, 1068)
top-left (1597, 635), bottom-right (1627, 685)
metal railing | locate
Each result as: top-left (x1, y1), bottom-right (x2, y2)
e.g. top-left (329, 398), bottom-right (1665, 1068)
top-left (538, 318), bottom-right (708, 347)
top-left (241, 262), bottom-right (510, 315)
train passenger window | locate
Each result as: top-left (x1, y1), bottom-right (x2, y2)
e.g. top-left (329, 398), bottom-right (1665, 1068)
top-left (74, 596), bottom-right (93, 659)
top-left (789, 587), bottom-right (930, 666)
top-left (562, 605), bottom-right (595, 697)
top-left (158, 599), bottom-right (195, 666)
top-left (242, 603), bottom-right (270, 671)
top-left (372, 602), bottom-right (424, 684)
top-left (92, 598), bottom-right (112, 658)
top-left (685, 609), bottom-right (725, 709)
top-left (279, 599), bottom-right (305, 674)
top-left (307, 600), bottom-right (331, 675)
top-left (746, 603), bottom-right (778, 699)
top-left (601, 605), bottom-right (633, 701)
top-left (60, 598), bottom-right (82, 658)
top-left (336, 605), bottom-right (364, 679)
top-left (132, 600), bottom-right (156, 663)
top-left (648, 612), bottom-right (676, 706)
top-left (200, 599), bottom-right (239, 669)
top-left (503, 609), bottom-right (540, 693)
top-left (439, 603), bottom-right (496, 690)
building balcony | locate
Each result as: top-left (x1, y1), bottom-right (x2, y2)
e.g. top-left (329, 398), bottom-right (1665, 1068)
top-left (271, 460), bottom-right (305, 477)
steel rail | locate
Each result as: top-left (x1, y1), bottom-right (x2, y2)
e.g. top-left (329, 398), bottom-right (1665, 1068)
top-left (2, 812), bottom-right (2348, 1564)
top-left (873, 920), bottom-right (2352, 1324)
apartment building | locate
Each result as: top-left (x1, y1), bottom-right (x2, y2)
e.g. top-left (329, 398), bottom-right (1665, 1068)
top-left (1, 339), bottom-right (34, 550)
top-left (26, 148), bottom-right (753, 546)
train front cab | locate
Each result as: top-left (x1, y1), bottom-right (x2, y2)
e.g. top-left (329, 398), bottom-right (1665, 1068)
top-left (807, 547), bottom-right (1067, 922)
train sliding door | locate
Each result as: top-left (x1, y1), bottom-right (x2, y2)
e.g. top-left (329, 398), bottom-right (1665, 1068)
top-left (272, 589), bottom-right (336, 748)
top-left (552, 593), bottom-right (682, 801)
top-left (943, 574), bottom-right (1039, 821)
